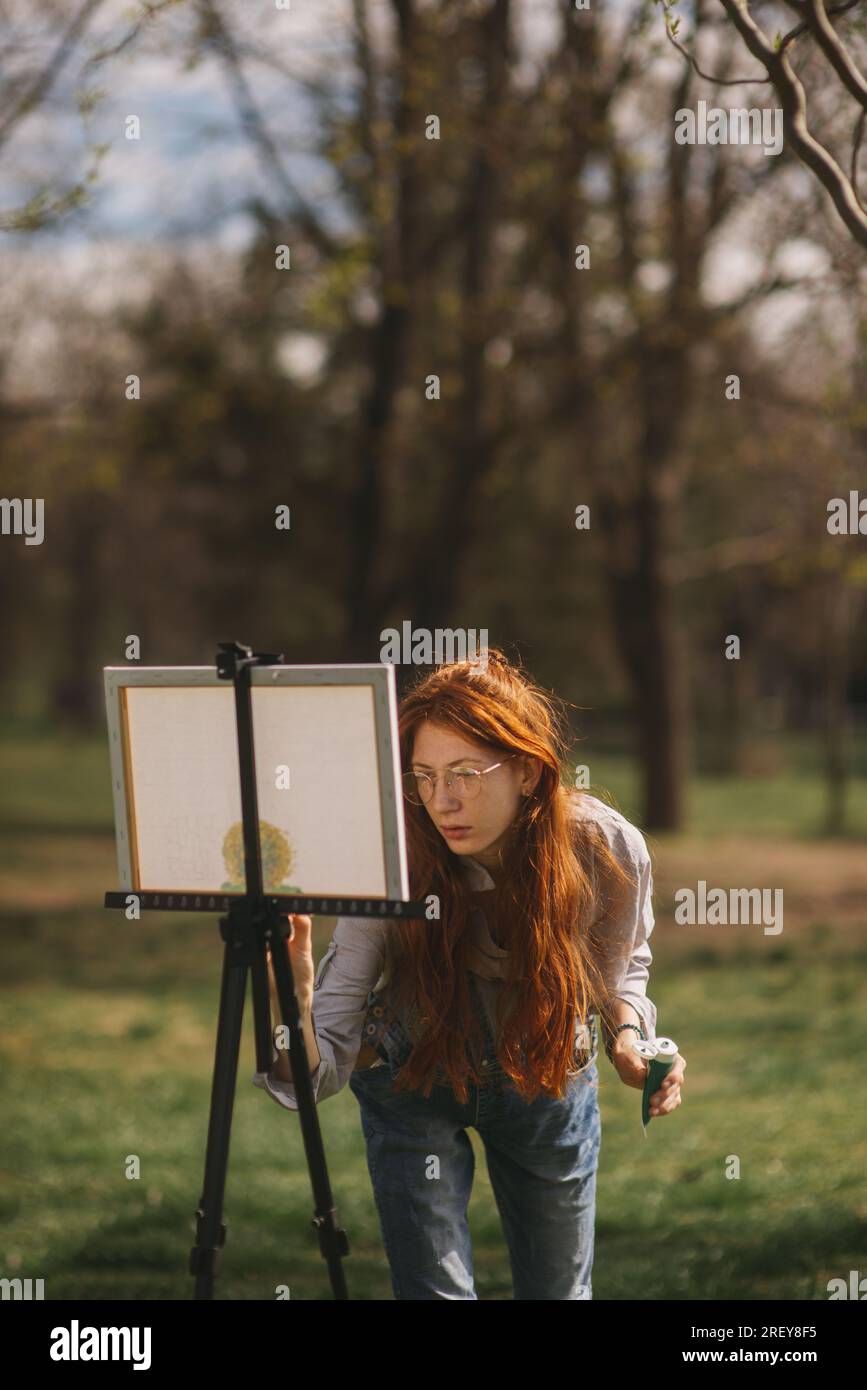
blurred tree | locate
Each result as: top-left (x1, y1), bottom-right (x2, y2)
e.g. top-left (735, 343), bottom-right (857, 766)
top-left (0, 0), bottom-right (186, 231)
top-left (2, 0), bottom-right (864, 837)
top-left (516, 1), bottom-right (801, 826)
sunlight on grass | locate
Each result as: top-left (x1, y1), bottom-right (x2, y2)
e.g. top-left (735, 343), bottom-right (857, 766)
top-left (2, 732), bottom-right (866, 1299)
top-left (2, 913), bottom-right (866, 1300)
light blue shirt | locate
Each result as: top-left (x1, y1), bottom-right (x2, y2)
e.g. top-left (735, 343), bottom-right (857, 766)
top-left (253, 794), bottom-right (658, 1111)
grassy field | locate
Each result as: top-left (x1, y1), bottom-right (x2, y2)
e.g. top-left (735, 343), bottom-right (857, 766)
top-left (2, 732), bottom-right (866, 1300)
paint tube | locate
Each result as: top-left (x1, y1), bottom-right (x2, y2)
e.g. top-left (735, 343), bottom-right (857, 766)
top-left (633, 1036), bottom-right (679, 1133)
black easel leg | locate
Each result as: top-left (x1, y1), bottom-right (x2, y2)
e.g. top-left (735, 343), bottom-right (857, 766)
top-left (269, 920), bottom-right (350, 1299)
top-left (190, 931), bottom-right (248, 1300)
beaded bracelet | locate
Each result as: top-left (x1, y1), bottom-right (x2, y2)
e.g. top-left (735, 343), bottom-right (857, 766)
top-left (604, 1020), bottom-right (645, 1061)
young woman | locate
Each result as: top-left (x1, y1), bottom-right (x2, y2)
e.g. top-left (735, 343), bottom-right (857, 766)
top-left (255, 647), bottom-right (686, 1300)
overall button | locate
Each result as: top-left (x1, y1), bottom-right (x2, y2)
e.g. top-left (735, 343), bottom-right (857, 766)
top-left (365, 1023), bottom-right (377, 1035)
top-left (373, 1007), bottom-right (384, 1017)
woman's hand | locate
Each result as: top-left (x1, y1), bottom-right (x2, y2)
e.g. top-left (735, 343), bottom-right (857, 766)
top-left (266, 914), bottom-right (315, 1020)
top-left (610, 1035), bottom-right (687, 1117)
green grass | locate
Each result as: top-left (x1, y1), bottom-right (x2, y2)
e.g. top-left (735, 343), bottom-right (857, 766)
top-left (2, 912), bottom-right (866, 1300)
top-left (580, 748), bottom-right (867, 839)
top-left (2, 731), bottom-right (866, 1299)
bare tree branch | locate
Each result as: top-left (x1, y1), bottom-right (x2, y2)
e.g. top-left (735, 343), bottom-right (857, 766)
top-left (654, 0), bottom-right (867, 243)
top-left (351, 0), bottom-right (382, 228)
top-left (661, 8), bottom-right (773, 85)
top-left (852, 107), bottom-right (866, 205)
top-left (716, 0), bottom-right (867, 247)
top-left (0, 0), bottom-right (106, 153)
top-left (87, 0), bottom-right (187, 66)
top-left (801, 0), bottom-right (867, 108)
top-left (707, 272), bottom-right (804, 320)
top-left (195, 0), bottom-right (340, 258)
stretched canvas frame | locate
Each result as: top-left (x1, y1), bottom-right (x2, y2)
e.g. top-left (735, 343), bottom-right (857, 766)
top-left (103, 663), bottom-right (409, 901)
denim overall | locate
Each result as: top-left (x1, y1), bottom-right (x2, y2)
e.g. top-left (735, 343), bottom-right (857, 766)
top-left (349, 975), bottom-right (601, 1300)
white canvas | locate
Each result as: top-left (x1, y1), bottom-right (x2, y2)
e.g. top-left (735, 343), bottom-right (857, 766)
top-left (120, 680), bottom-right (390, 897)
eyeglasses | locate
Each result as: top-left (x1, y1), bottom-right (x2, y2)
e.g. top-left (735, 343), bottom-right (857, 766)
top-left (403, 756), bottom-right (516, 805)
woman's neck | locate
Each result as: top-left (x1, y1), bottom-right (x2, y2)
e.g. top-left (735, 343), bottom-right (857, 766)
top-left (467, 851), bottom-right (505, 886)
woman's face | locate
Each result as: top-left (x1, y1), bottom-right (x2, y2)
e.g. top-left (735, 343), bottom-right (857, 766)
top-left (409, 720), bottom-right (542, 875)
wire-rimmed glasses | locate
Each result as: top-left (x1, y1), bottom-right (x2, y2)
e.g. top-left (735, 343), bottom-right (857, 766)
top-left (402, 755), bottom-right (517, 805)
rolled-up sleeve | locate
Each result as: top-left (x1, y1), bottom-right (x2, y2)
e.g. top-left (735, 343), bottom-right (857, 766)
top-left (612, 827), bottom-right (658, 1042)
top-left (251, 914), bottom-right (388, 1112)
top-left (574, 797), bottom-right (659, 1044)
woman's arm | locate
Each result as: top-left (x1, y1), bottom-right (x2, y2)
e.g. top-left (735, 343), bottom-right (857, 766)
top-left (574, 796), bottom-right (659, 1045)
top-left (252, 914), bottom-right (387, 1111)
top-left (598, 996), bottom-right (646, 1051)
top-left (267, 937), bottom-right (322, 1081)
top-left (608, 826), bottom-right (657, 1042)
top-left (272, 1014), bottom-right (321, 1081)
top-left (599, 814), bottom-right (659, 1081)
top-left (588, 807), bottom-right (687, 1116)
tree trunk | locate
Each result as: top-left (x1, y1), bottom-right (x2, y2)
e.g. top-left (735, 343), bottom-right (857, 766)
top-left (50, 496), bottom-right (109, 728)
top-left (822, 571), bottom-right (852, 835)
top-left (600, 479), bottom-right (689, 831)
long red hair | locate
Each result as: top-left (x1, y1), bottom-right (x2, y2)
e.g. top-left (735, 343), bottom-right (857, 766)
top-left (384, 646), bottom-right (636, 1104)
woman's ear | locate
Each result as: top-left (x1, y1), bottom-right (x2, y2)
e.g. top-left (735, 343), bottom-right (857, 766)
top-left (521, 756), bottom-right (544, 796)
